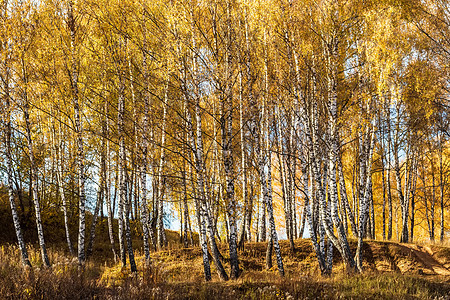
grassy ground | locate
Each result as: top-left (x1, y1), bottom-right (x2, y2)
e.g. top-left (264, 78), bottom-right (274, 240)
top-left (1, 234), bottom-right (449, 299)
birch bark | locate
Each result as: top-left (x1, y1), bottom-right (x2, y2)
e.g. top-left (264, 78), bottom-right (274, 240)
top-left (355, 122), bottom-right (376, 272)
top-left (256, 49), bottom-right (284, 275)
top-left (140, 34), bottom-right (154, 259)
top-left (104, 100), bottom-right (117, 261)
top-left (157, 80), bottom-right (169, 250)
top-left (439, 128), bottom-right (445, 243)
top-left (68, 1), bottom-right (86, 265)
top-left (23, 82), bottom-right (50, 267)
top-left (4, 70), bottom-right (31, 267)
top-left (117, 46), bottom-right (137, 272)
top-left (222, 7), bottom-right (239, 275)
top-left (53, 118), bottom-right (74, 256)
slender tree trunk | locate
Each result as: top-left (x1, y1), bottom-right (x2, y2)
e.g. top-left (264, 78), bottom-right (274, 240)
top-left (157, 80), bottom-right (169, 250)
top-left (86, 176), bottom-right (103, 259)
top-left (180, 22), bottom-right (217, 279)
top-left (291, 160), bottom-right (298, 240)
top-left (402, 146), bottom-right (414, 243)
top-left (431, 163), bottom-right (436, 241)
top-left (4, 74), bottom-right (31, 267)
top-left (301, 67), bottom-right (329, 275)
top-left (299, 205), bottom-right (307, 238)
top-left (117, 47), bottom-right (137, 271)
top-left (55, 122), bottom-right (74, 256)
top-left (141, 44), bottom-right (155, 257)
top-left (369, 179), bottom-right (375, 239)
top-left (319, 36), bottom-right (355, 273)
top-left (175, 14), bottom-right (212, 276)
top-left (276, 107), bottom-right (295, 252)
top-left (222, 106), bottom-right (240, 278)
top-left (124, 163), bottom-right (137, 273)
top-left (221, 20), bottom-right (240, 276)
top-left (104, 100), bottom-right (117, 261)
top-left (288, 118), bottom-right (297, 243)
top-left (141, 158), bottom-right (156, 255)
top-left (338, 156), bottom-right (358, 237)
top-left (194, 21), bottom-right (229, 280)
top-left (237, 56), bottom-right (249, 248)
top-left (127, 170), bottom-right (133, 221)
top-left (265, 149), bottom-right (285, 276)
top-left (187, 103), bottom-right (213, 280)
top-left (258, 188), bottom-right (267, 242)
top-left (196, 108), bottom-right (228, 280)
top-left (386, 98), bottom-right (393, 240)
top-left (304, 160), bottom-right (326, 272)
top-left (194, 178), bottom-right (212, 281)
top-left (182, 164), bottom-right (190, 248)
top-left (68, 1), bottom-right (86, 265)
top-left (379, 113), bottom-right (387, 240)
top-left (23, 93), bottom-right (50, 267)
top-left (410, 156), bottom-right (418, 242)
top-left (257, 66), bottom-right (284, 275)
top-left (355, 123), bottom-right (375, 272)
top-left (392, 100), bottom-right (408, 243)
top-left (265, 235), bottom-right (273, 269)
top-left (439, 131), bottom-right (445, 243)
top-left (117, 51), bottom-right (127, 268)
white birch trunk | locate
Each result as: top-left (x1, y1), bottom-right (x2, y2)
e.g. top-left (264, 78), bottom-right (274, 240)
top-left (54, 120), bottom-right (74, 256)
top-left (23, 90), bottom-right (50, 267)
top-left (104, 99), bottom-right (117, 261)
top-left (68, 1), bottom-right (86, 265)
top-left (355, 121), bottom-right (376, 272)
top-left (157, 79), bottom-right (169, 250)
top-left (4, 75), bottom-right (31, 267)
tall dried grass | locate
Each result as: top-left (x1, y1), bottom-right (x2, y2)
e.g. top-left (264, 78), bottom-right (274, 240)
top-left (1, 240), bottom-right (449, 299)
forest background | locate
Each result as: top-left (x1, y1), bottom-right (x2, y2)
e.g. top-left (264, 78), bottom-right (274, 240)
top-left (0, 0), bottom-right (449, 297)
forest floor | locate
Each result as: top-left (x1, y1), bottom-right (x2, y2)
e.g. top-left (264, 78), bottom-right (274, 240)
top-left (1, 234), bottom-right (450, 299)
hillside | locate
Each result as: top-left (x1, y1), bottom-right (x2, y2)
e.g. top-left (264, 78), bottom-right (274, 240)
top-left (1, 235), bottom-right (449, 299)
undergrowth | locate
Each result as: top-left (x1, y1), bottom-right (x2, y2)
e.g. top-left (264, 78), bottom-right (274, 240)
top-left (1, 240), bottom-right (449, 299)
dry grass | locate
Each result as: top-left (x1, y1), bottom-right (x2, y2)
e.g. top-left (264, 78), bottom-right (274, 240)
top-left (1, 238), bottom-right (450, 299)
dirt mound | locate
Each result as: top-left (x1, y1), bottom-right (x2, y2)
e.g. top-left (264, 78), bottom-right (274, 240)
top-left (364, 241), bottom-right (450, 276)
